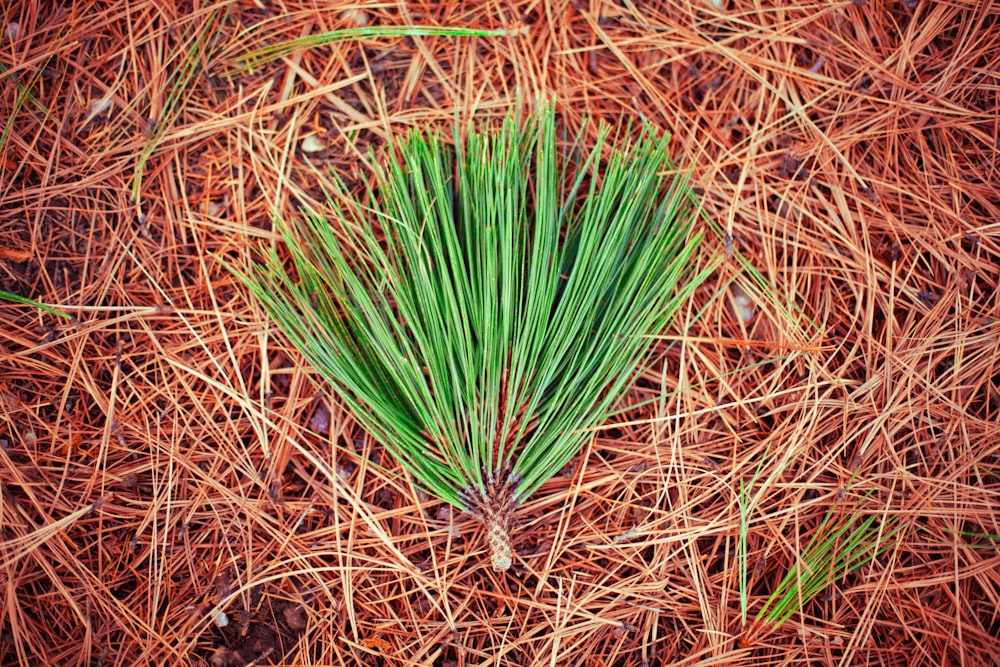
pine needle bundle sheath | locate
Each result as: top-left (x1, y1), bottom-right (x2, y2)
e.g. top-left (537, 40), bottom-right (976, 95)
top-left (243, 108), bottom-right (706, 570)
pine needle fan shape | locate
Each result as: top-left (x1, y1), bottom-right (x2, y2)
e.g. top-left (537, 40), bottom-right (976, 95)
top-left (246, 109), bottom-right (704, 570)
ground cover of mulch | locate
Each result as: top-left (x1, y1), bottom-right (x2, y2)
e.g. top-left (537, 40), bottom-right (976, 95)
top-left (1, 1), bottom-right (998, 665)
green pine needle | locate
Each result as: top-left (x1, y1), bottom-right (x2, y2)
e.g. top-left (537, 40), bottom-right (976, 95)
top-left (0, 290), bottom-right (70, 319)
top-left (753, 502), bottom-right (900, 636)
top-left (232, 26), bottom-right (520, 74)
top-left (240, 107), bottom-right (708, 569)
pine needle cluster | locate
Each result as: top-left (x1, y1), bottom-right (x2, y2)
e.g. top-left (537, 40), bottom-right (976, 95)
top-left (242, 107), bottom-right (707, 570)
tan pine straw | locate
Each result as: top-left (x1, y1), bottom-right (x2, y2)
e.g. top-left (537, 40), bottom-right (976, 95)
top-left (1, 0), bottom-right (998, 665)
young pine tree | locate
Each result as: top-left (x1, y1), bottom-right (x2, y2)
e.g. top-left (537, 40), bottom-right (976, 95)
top-left (242, 108), bottom-right (707, 570)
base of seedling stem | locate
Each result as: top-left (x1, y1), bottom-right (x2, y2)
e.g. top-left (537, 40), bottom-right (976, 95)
top-left (464, 471), bottom-right (520, 571)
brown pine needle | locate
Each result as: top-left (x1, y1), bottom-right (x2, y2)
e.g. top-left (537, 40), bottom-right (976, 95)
top-left (1, 0), bottom-right (998, 665)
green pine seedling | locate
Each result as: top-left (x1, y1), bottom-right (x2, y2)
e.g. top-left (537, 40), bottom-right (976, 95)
top-left (242, 107), bottom-right (707, 570)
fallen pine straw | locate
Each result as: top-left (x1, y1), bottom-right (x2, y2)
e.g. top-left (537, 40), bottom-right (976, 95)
top-left (1, 0), bottom-right (998, 665)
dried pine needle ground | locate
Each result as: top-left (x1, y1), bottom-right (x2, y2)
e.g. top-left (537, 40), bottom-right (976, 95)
top-left (1, 1), bottom-right (998, 665)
